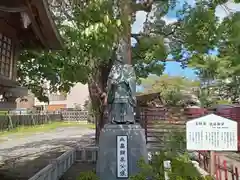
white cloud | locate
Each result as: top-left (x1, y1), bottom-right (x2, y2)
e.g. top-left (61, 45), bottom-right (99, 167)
top-left (161, 16), bottom-right (178, 25)
top-left (131, 11), bottom-right (177, 34)
top-left (132, 0), bottom-right (240, 35)
top-left (215, 1), bottom-right (240, 20)
top-left (132, 11), bottom-right (147, 33)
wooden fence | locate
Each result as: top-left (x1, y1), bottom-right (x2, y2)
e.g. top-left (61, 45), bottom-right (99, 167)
top-left (0, 110), bottom-right (93, 131)
top-left (0, 113), bottom-right (62, 131)
top-left (139, 107), bottom-right (187, 146)
top-left (146, 120), bottom-right (186, 148)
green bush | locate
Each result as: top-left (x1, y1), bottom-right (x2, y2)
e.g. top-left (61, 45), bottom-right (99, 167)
top-left (129, 130), bottom-right (214, 180)
top-left (76, 171), bottom-right (98, 180)
top-left (0, 111), bottom-right (8, 116)
top-left (76, 155), bottom-right (213, 180)
top-left (130, 152), bottom-right (205, 180)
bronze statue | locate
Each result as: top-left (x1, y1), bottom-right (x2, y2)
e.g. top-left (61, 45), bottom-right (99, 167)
top-left (107, 39), bottom-right (136, 124)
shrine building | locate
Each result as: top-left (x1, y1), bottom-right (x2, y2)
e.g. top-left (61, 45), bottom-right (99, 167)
top-left (0, 0), bottom-right (62, 110)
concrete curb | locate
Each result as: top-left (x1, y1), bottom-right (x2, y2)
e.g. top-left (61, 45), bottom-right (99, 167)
top-left (28, 149), bottom-right (76, 180)
top-left (28, 147), bottom-right (209, 180)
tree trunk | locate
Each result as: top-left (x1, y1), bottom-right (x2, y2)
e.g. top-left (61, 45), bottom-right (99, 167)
top-left (88, 60), bottom-right (114, 144)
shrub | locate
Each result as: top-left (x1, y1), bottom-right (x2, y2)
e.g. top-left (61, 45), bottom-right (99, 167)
top-left (76, 171), bottom-right (98, 180)
top-left (130, 130), bottom-right (214, 180)
top-left (130, 152), bottom-right (204, 180)
top-left (76, 155), bottom-right (214, 180)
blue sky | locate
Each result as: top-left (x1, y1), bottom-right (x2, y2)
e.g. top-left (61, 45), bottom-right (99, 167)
top-left (131, 0), bottom-right (240, 80)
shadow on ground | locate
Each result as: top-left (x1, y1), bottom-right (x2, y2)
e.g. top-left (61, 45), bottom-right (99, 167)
top-left (60, 162), bottom-right (96, 180)
top-left (0, 134), bottom-right (95, 180)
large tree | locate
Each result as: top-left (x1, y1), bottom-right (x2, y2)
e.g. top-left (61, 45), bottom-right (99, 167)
top-left (18, 0), bottom-right (240, 140)
top-left (18, 0), bottom-right (176, 140)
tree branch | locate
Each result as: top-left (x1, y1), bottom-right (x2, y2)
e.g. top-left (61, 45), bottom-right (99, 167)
top-left (131, 33), bottom-right (142, 44)
top-left (131, 0), bottom-right (153, 12)
top-left (131, 21), bottom-right (181, 41)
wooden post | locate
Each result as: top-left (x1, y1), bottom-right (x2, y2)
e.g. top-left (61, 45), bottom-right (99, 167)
top-left (7, 114), bottom-right (13, 130)
top-left (31, 114), bottom-right (36, 126)
top-left (223, 160), bottom-right (228, 180)
top-left (210, 151), bottom-right (215, 177)
top-left (235, 167), bottom-right (239, 180)
top-left (231, 165), bottom-right (235, 180)
top-left (218, 156), bottom-right (222, 180)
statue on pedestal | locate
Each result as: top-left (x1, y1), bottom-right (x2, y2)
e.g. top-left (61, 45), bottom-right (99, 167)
top-left (107, 39), bottom-right (136, 124)
top-left (97, 40), bottom-right (148, 180)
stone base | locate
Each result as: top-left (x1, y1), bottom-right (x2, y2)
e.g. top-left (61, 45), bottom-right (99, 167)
top-left (96, 124), bottom-right (148, 180)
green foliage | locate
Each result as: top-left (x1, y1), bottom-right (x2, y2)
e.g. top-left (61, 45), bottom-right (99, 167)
top-left (164, 90), bottom-right (184, 107)
top-left (76, 171), bottom-right (98, 180)
top-left (216, 99), bottom-right (231, 105)
top-left (18, 0), bottom-right (240, 109)
top-left (172, 1), bottom-right (240, 104)
top-left (17, 0), bottom-right (179, 100)
top-left (166, 131), bottom-right (186, 153)
top-left (181, 4), bottom-right (219, 53)
top-left (130, 130), bottom-right (214, 180)
top-left (141, 75), bottom-right (200, 93)
top-left (18, 0), bottom-right (122, 101)
top-left (130, 152), bottom-right (207, 180)
top-left (188, 53), bottom-right (240, 105)
top-left (197, 90), bottom-right (216, 108)
top-left (132, 36), bottom-right (167, 79)
top-left (0, 111), bottom-right (8, 116)
top-left (140, 74), bottom-right (200, 106)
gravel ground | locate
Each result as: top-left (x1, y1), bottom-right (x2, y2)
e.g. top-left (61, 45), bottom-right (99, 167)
top-left (0, 127), bottom-right (94, 180)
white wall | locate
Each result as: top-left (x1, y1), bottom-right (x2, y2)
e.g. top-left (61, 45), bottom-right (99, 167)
top-left (66, 83), bottom-right (89, 108)
top-left (34, 83), bottom-right (89, 109)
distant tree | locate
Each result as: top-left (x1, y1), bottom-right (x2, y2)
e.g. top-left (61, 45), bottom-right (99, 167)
top-left (141, 74), bottom-right (201, 106)
top-left (188, 54), bottom-right (240, 105)
top-left (83, 99), bottom-right (90, 111)
top-left (74, 103), bottom-right (82, 110)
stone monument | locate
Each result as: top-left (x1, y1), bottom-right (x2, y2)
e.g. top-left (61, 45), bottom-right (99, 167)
top-left (96, 39), bottom-right (148, 180)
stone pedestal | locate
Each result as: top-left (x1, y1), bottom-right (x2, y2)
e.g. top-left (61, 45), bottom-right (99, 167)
top-left (96, 124), bottom-right (148, 180)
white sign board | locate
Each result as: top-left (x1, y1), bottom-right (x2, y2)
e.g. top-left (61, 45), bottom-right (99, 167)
top-left (116, 135), bottom-right (129, 178)
top-left (163, 160), bottom-right (171, 180)
top-left (186, 114), bottom-right (238, 151)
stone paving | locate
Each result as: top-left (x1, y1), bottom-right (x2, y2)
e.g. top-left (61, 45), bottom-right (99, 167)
top-left (0, 127), bottom-right (94, 180)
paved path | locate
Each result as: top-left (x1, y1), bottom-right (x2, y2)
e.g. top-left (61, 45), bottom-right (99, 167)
top-left (0, 127), bottom-right (94, 180)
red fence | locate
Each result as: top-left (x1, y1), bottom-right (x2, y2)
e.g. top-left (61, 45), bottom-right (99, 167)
top-left (198, 151), bottom-right (240, 179)
top-left (139, 106), bottom-right (240, 146)
top-left (138, 106), bottom-right (240, 179)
